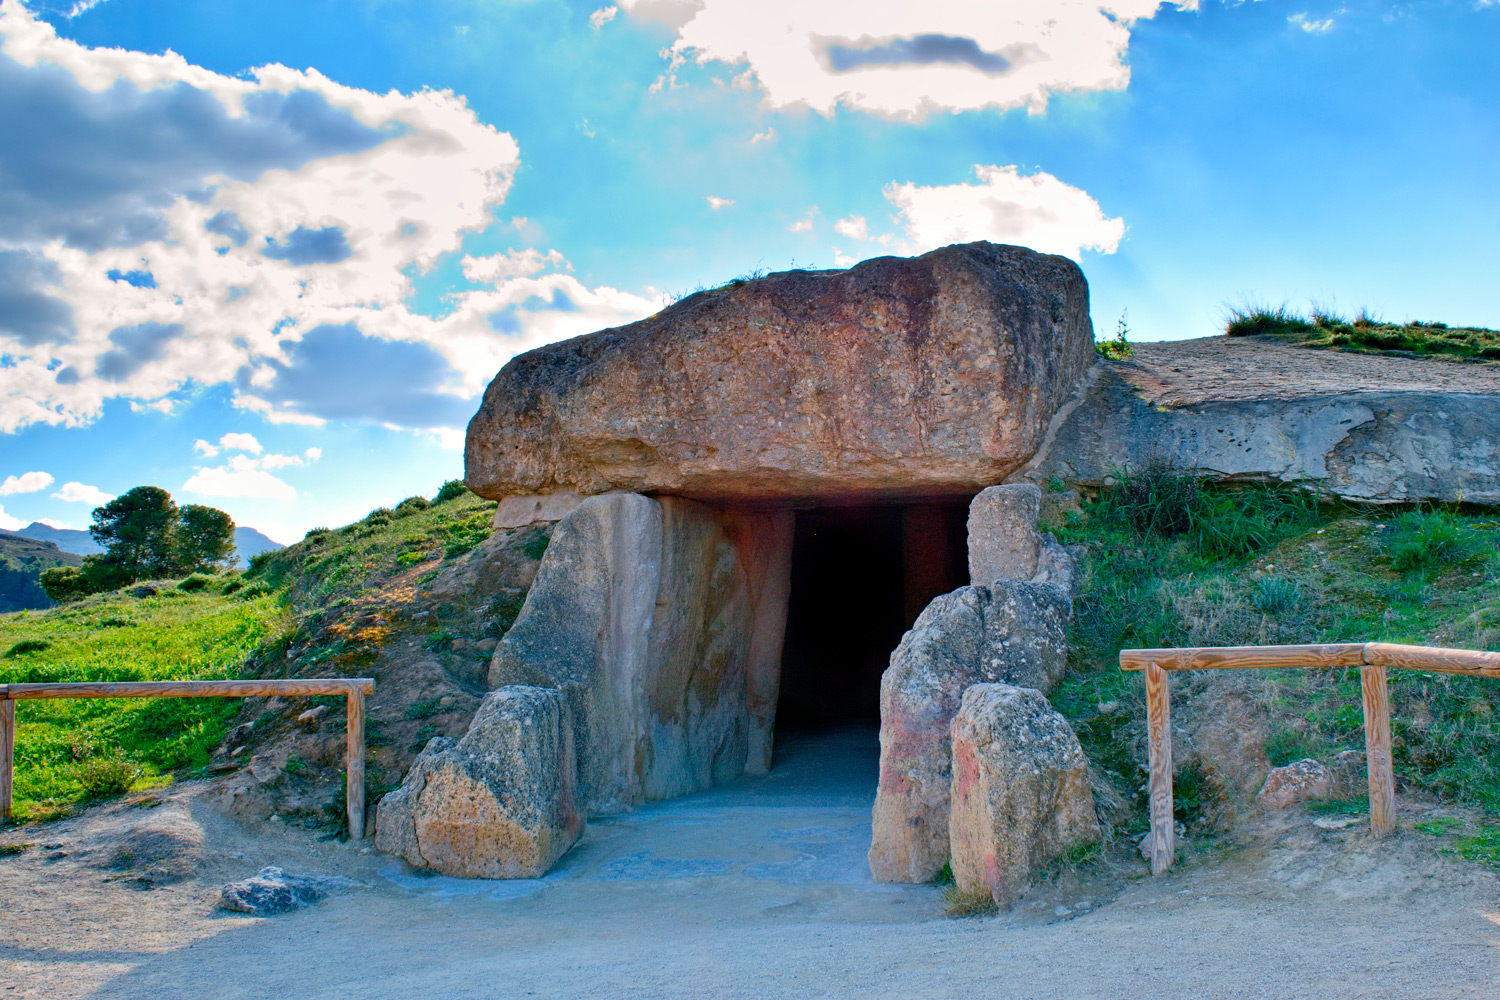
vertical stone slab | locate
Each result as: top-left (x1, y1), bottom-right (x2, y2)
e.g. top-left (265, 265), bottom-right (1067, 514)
top-left (488, 492), bottom-right (663, 815)
top-left (948, 684), bottom-right (1098, 907)
top-left (870, 579), bottom-right (1071, 884)
top-left (375, 686), bottom-right (583, 879)
top-left (721, 508), bottom-right (794, 775)
top-left (640, 497), bottom-right (754, 801)
top-left (967, 483), bottom-right (1042, 585)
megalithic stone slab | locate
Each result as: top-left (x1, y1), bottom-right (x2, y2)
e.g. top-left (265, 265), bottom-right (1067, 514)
top-left (948, 684), bottom-right (1099, 908)
top-left (375, 685), bottom-right (582, 879)
top-left (465, 242), bottom-right (1095, 504)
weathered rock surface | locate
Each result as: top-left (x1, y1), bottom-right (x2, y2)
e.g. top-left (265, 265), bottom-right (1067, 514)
top-left (869, 580), bottom-right (1071, 883)
top-left (466, 242), bottom-right (1095, 503)
top-left (487, 493), bottom-right (793, 815)
top-left (967, 483), bottom-right (1042, 584)
top-left (218, 866), bottom-right (356, 915)
top-left (491, 491), bottom-right (584, 529)
top-left (948, 684), bottom-right (1099, 907)
top-left (1257, 759), bottom-right (1332, 810)
top-left (375, 686), bottom-right (582, 879)
top-left (1028, 337), bottom-right (1500, 504)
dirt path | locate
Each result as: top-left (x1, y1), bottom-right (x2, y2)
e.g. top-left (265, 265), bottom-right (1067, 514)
top-left (4, 729), bottom-right (1498, 999)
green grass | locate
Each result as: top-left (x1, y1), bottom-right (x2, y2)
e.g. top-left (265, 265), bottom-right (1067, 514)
top-left (0, 588), bottom-right (287, 821)
top-left (1050, 466), bottom-right (1500, 828)
top-left (1225, 304), bottom-right (1500, 364)
top-left (251, 491), bottom-right (498, 610)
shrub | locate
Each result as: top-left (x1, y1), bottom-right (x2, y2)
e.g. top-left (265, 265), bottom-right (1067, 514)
top-left (395, 496), bottom-right (431, 517)
top-left (405, 698), bottom-right (443, 720)
top-left (77, 757), bottom-right (142, 799)
top-left (364, 507), bottom-right (395, 527)
top-left (177, 573), bottom-right (214, 592)
top-left (433, 479), bottom-right (469, 504)
top-left (221, 579), bottom-right (244, 595)
top-left (5, 639), bottom-right (49, 658)
top-left (39, 566), bottom-right (91, 603)
top-left (1251, 576), bottom-right (1301, 616)
top-left (1383, 510), bottom-right (1479, 575)
top-left (303, 527), bottom-right (332, 544)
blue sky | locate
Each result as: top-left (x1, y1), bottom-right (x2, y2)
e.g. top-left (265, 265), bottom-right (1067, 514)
top-left (1, 0), bottom-right (1496, 542)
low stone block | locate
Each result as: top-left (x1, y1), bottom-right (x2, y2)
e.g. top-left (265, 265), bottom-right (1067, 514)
top-left (375, 685), bottom-right (582, 879)
top-left (948, 684), bottom-right (1099, 908)
top-left (1256, 759), bottom-right (1332, 810)
top-left (967, 483), bottom-right (1042, 585)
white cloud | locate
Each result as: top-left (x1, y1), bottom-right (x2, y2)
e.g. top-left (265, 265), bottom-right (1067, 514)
top-left (193, 439), bottom-right (219, 457)
top-left (219, 432), bottom-right (263, 455)
top-left (0, 4), bottom-right (665, 444)
top-left (183, 456), bottom-right (297, 501)
top-left (461, 248), bottom-right (568, 284)
top-left (706, 195), bottom-right (735, 210)
top-left (53, 481), bottom-right (114, 505)
top-left (750, 127), bottom-right (776, 144)
top-left (832, 247), bottom-right (857, 267)
top-left (304, 446), bottom-right (322, 461)
top-left (0, 505), bottom-right (23, 530)
top-left (128, 399), bottom-right (173, 414)
top-left (34, 517), bottom-right (74, 529)
top-left (0, 471), bottom-right (53, 494)
top-left (623, 0), bottom-right (1197, 118)
top-left (1288, 13), bottom-right (1334, 32)
top-left (834, 215), bottom-right (869, 240)
top-left (883, 164), bottom-right (1124, 260)
top-left (590, 5), bottom-right (619, 29)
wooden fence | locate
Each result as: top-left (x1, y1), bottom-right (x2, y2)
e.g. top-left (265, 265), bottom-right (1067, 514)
top-left (1119, 642), bottom-right (1500, 875)
top-left (0, 677), bottom-right (375, 839)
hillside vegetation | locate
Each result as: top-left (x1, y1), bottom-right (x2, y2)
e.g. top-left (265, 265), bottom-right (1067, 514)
top-left (0, 483), bottom-right (539, 826)
top-left (1048, 468), bottom-right (1500, 850)
top-left (1226, 305), bottom-right (1500, 364)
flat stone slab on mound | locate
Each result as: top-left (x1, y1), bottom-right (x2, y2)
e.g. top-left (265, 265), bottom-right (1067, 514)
top-left (1031, 336), bottom-right (1500, 504)
top-left (375, 685), bottom-right (583, 879)
top-left (466, 242), bottom-right (1095, 503)
top-left (948, 684), bottom-right (1099, 908)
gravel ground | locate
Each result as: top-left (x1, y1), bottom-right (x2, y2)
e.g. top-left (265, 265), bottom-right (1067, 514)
top-left (3, 727), bottom-right (1498, 1000)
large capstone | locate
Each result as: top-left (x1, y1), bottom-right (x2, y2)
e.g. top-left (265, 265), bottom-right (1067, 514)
top-left (948, 684), bottom-right (1099, 908)
top-left (466, 242), bottom-right (1095, 504)
top-left (868, 579), bottom-right (1071, 883)
top-left (375, 685), bottom-right (583, 879)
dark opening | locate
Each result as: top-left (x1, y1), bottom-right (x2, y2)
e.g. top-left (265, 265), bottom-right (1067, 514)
top-left (774, 500), bottom-right (971, 738)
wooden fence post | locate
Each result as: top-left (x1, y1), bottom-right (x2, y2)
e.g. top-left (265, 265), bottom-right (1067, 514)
top-left (1360, 662), bottom-right (1396, 837)
top-left (1, 696), bottom-right (13, 824)
top-left (346, 687), bottom-right (366, 841)
top-left (1145, 661), bottom-right (1175, 874)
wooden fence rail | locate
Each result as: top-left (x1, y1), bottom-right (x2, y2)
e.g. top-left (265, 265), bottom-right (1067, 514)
top-left (0, 678), bottom-right (375, 839)
top-left (1120, 642), bottom-right (1500, 875)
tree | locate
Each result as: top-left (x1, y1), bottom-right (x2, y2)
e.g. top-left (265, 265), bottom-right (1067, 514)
top-left (39, 566), bottom-right (89, 603)
top-left (90, 486), bottom-right (179, 580)
top-left (85, 486), bottom-right (237, 585)
top-left (175, 504), bottom-right (237, 571)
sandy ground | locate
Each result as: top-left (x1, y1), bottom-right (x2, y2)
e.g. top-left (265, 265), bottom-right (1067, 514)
top-left (3, 727), bottom-right (1499, 1000)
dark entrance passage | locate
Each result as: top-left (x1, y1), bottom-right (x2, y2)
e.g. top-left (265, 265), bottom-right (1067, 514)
top-left (774, 500), bottom-right (971, 738)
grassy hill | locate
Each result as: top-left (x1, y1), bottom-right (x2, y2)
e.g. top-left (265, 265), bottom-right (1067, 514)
top-left (0, 484), bottom-right (533, 824)
top-left (0, 536), bottom-right (83, 613)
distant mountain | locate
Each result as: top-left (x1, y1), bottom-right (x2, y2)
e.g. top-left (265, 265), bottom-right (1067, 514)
top-left (9, 521), bottom-right (102, 555)
top-left (235, 526), bottom-right (285, 565)
top-left (0, 535), bottom-right (83, 612)
top-left (4, 521), bottom-right (285, 568)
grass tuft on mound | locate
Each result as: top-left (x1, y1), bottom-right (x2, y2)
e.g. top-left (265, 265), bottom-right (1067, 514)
top-left (1225, 304), bottom-right (1500, 364)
